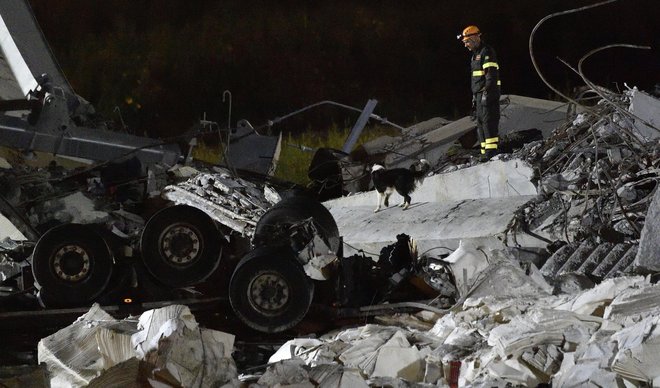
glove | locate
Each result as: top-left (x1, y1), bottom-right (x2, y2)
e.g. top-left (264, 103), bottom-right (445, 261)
top-left (470, 97), bottom-right (476, 120)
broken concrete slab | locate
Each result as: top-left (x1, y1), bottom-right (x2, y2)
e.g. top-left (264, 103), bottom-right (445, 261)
top-left (0, 212), bottom-right (26, 241)
top-left (385, 116), bottom-right (476, 168)
top-left (633, 185), bottom-right (660, 272)
top-left (498, 95), bottom-right (576, 139)
top-left (463, 255), bottom-right (553, 300)
top-left (628, 88), bottom-right (660, 141)
top-left (378, 95), bottom-right (574, 169)
top-left (326, 195), bottom-right (540, 258)
top-left (326, 158), bottom-right (537, 209)
top-left (371, 331), bottom-right (425, 381)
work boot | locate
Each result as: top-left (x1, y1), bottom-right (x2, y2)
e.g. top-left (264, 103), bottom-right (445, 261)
top-left (486, 149), bottom-right (500, 160)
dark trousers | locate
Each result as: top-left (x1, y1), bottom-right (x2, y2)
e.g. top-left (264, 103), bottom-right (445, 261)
top-left (475, 91), bottom-right (500, 155)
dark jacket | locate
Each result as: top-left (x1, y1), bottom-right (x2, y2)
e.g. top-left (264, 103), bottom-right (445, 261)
top-left (470, 43), bottom-right (500, 96)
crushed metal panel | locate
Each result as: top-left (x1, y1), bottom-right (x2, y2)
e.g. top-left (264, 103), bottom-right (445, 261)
top-left (226, 126), bottom-right (282, 176)
top-left (0, 114), bottom-right (181, 166)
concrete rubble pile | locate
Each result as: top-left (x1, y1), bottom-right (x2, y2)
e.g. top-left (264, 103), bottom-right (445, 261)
top-left (505, 88), bottom-right (660, 279)
top-left (261, 89), bottom-right (660, 386)
top-left (37, 303), bottom-right (239, 387)
top-left (3, 87), bottom-right (660, 386)
top-left (255, 269), bottom-right (660, 386)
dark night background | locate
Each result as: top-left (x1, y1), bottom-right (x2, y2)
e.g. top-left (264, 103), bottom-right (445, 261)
top-left (28, 0), bottom-right (660, 138)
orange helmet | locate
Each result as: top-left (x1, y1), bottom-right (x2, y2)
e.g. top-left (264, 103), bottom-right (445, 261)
top-left (457, 25), bottom-right (481, 42)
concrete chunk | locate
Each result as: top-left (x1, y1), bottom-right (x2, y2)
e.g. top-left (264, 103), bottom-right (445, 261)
top-left (629, 89), bottom-right (660, 141)
top-left (327, 195), bottom-right (538, 258)
top-left (634, 186), bottom-right (660, 272)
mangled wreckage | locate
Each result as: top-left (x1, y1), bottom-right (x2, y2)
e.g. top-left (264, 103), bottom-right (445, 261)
top-left (3, 0), bottom-right (660, 386)
top-left (0, 0), bottom-right (438, 338)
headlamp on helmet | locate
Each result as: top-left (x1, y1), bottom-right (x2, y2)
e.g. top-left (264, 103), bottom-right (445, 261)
top-left (457, 25), bottom-right (480, 42)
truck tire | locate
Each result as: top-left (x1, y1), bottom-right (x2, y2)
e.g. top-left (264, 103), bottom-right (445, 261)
top-left (229, 246), bottom-right (314, 333)
top-left (32, 224), bottom-right (113, 307)
top-left (140, 205), bottom-right (222, 287)
top-left (253, 196), bottom-right (340, 253)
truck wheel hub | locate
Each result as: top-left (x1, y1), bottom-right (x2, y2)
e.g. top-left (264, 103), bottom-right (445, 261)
top-left (53, 245), bottom-right (90, 282)
top-left (249, 272), bottom-right (289, 312)
top-left (161, 225), bottom-right (200, 265)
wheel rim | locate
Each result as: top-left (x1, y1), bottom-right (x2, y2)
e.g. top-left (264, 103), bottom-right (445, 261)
top-left (52, 244), bottom-right (91, 282)
top-left (247, 271), bottom-right (290, 314)
top-left (159, 223), bottom-right (202, 266)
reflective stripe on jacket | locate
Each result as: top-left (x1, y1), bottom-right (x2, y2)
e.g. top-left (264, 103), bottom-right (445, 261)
top-left (470, 43), bottom-right (500, 95)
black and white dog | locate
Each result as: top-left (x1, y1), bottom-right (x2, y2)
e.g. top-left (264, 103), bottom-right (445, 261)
top-left (371, 159), bottom-right (430, 212)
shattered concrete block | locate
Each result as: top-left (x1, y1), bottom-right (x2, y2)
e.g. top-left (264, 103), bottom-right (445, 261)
top-left (268, 338), bottom-right (324, 364)
top-left (628, 89), bottom-right (660, 141)
top-left (0, 213), bottom-right (27, 241)
top-left (372, 346), bottom-right (423, 381)
top-left (95, 325), bottom-right (138, 369)
top-left (487, 308), bottom-right (600, 358)
top-left (132, 305), bottom-right (238, 388)
top-left (308, 365), bottom-right (369, 388)
top-left (257, 359), bottom-right (311, 387)
top-left (592, 244), bottom-right (633, 278)
top-left (337, 327), bottom-right (400, 376)
top-left (610, 314), bottom-right (660, 383)
top-left (556, 240), bottom-right (596, 276)
top-left (575, 243), bottom-right (613, 276)
top-left (38, 304), bottom-right (118, 387)
top-left (484, 357), bottom-right (542, 387)
top-left (551, 351), bottom-right (619, 387)
top-left (540, 243), bottom-right (578, 278)
top-left (554, 276), bottom-right (648, 316)
top-left (463, 256), bottom-right (552, 300)
top-left (520, 344), bottom-right (562, 379)
top-left (604, 283), bottom-right (660, 327)
top-left (604, 244), bottom-right (638, 279)
top-left (86, 357), bottom-right (179, 387)
top-left (553, 273), bottom-right (596, 296)
top-left (634, 186), bottom-right (660, 272)
top-left (422, 357), bottom-right (443, 385)
top-left (60, 192), bottom-right (110, 224)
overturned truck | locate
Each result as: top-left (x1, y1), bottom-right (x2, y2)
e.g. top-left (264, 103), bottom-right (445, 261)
top-left (0, 166), bottom-right (343, 333)
top-left (1, 161), bottom-right (434, 334)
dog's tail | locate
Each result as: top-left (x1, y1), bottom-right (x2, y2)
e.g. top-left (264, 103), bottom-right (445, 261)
top-left (409, 159), bottom-right (431, 179)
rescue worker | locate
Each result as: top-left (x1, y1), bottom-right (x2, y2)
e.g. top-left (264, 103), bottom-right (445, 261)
top-left (458, 25), bottom-right (501, 159)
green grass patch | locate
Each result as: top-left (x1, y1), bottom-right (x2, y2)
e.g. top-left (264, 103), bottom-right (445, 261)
top-left (190, 124), bottom-right (399, 185)
top-left (275, 124), bottom-right (398, 185)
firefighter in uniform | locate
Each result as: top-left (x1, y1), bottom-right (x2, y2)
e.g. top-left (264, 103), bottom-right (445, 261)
top-left (458, 25), bottom-right (501, 158)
